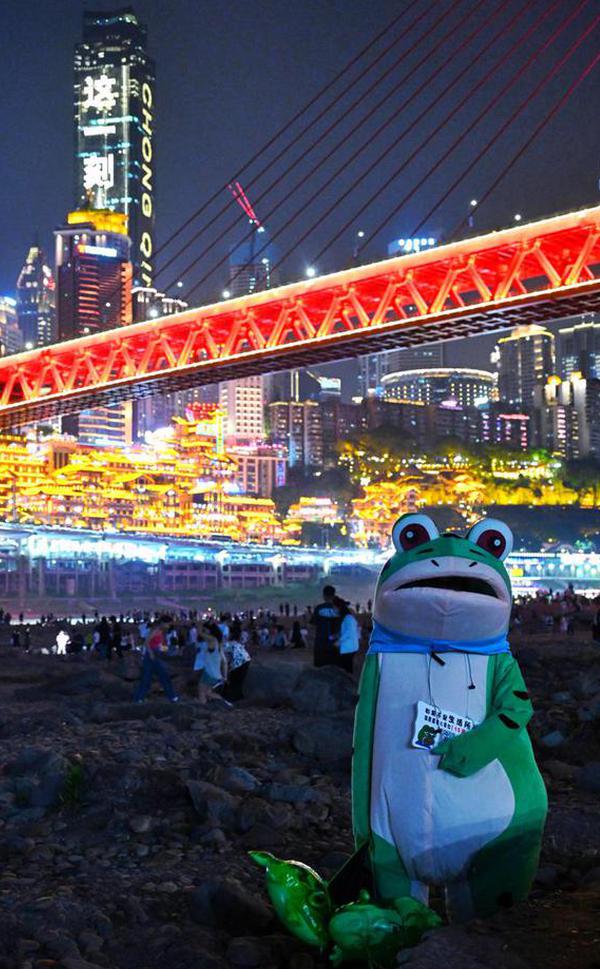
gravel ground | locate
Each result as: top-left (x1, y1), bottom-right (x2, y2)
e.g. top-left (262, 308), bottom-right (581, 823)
top-left (0, 634), bottom-right (597, 969)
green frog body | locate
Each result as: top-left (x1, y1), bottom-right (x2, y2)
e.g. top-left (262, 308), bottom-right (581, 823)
top-left (353, 514), bottom-right (547, 920)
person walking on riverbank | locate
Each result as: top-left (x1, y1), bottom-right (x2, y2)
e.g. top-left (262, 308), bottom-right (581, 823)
top-left (194, 626), bottom-right (227, 704)
top-left (133, 617), bottom-right (179, 703)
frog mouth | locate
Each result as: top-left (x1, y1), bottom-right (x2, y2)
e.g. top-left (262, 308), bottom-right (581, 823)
top-left (395, 576), bottom-right (498, 597)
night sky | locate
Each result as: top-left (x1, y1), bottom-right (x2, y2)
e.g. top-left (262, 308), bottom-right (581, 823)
top-left (1, 0), bottom-right (598, 391)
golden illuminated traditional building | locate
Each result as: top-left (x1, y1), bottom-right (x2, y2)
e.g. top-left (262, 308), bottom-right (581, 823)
top-left (0, 406), bottom-right (285, 542)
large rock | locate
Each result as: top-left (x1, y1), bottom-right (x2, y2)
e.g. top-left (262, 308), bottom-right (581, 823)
top-left (292, 714), bottom-right (353, 765)
top-left (243, 661), bottom-right (302, 706)
top-left (5, 747), bottom-right (71, 810)
top-left (188, 878), bottom-right (272, 934)
top-left (575, 762), bottom-right (600, 794)
top-left (397, 925), bottom-right (528, 968)
top-left (291, 666), bottom-right (356, 714)
top-left (186, 780), bottom-right (239, 828)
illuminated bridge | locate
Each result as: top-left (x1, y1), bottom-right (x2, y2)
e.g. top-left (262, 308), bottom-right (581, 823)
top-left (1, 206), bottom-right (599, 428)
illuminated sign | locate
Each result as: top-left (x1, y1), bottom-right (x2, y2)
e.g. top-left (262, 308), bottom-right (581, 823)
top-left (82, 74), bottom-right (118, 112)
top-left (78, 244), bottom-right (119, 258)
top-left (139, 81), bottom-right (153, 287)
top-left (83, 153), bottom-right (115, 192)
top-left (388, 236), bottom-right (438, 257)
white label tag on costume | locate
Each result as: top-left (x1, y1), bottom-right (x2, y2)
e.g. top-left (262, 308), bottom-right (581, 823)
top-left (411, 700), bottom-right (477, 750)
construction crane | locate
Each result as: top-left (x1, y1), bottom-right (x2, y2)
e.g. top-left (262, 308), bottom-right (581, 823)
top-left (226, 181), bottom-right (270, 296)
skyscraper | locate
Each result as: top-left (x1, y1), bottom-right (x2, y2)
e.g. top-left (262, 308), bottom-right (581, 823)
top-left (55, 208), bottom-right (133, 443)
top-left (558, 314), bottom-right (600, 380)
top-left (55, 208), bottom-right (132, 340)
top-left (74, 8), bottom-right (155, 287)
top-left (0, 298), bottom-right (23, 356)
top-left (497, 324), bottom-right (555, 407)
top-left (15, 246), bottom-right (56, 347)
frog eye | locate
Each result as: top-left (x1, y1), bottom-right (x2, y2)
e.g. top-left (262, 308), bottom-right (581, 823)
top-left (392, 514), bottom-right (439, 553)
top-left (467, 519), bottom-right (513, 561)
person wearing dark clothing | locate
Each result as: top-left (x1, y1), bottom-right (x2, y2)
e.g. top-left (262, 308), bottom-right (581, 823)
top-left (311, 585), bottom-right (341, 667)
top-left (290, 620), bottom-right (305, 649)
top-left (98, 617), bottom-right (111, 659)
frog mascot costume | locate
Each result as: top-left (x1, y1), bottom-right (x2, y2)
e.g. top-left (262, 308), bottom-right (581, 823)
top-left (354, 513), bottom-right (547, 922)
top-left (253, 515), bottom-right (547, 961)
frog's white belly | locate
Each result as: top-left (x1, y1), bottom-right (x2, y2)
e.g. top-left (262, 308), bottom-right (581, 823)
top-left (370, 653), bottom-right (515, 885)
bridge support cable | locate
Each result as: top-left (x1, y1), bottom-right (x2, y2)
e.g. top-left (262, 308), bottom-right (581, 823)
top-left (151, 0), bottom-right (426, 265)
top-left (447, 52), bottom-right (600, 241)
top-left (384, 8), bottom-right (600, 249)
top-left (308, 0), bottom-right (593, 268)
top-left (197, 0), bottom-right (522, 302)
top-left (185, 0), bottom-right (570, 299)
top-left (160, 0), bottom-right (465, 290)
top-left (99, 0), bottom-right (429, 313)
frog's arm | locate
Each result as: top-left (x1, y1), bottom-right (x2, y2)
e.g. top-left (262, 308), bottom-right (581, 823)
top-left (435, 653), bottom-right (533, 778)
top-left (352, 653), bottom-right (380, 846)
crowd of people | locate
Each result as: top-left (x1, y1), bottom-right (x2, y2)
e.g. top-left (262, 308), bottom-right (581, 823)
top-left (2, 583), bottom-right (600, 703)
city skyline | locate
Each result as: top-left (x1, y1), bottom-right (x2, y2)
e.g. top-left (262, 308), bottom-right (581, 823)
top-left (1, 3), bottom-right (598, 342)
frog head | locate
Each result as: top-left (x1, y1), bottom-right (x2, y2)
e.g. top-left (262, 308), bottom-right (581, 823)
top-left (374, 514), bottom-right (513, 643)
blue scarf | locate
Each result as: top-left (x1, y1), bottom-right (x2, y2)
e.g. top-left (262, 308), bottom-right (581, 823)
top-left (367, 620), bottom-right (511, 656)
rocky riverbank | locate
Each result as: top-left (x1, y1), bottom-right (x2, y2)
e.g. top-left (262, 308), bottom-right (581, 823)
top-left (0, 635), bottom-right (598, 969)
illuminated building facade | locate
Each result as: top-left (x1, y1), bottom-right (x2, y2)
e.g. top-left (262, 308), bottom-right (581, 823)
top-left (15, 246), bottom-right (56, 347)
top-left (0, 408), bottom-right (285, 542)
top-left (55, 208), bottom-right (133, 444)
top-left (381, 368), bottom-right (495, 409)
top-left (228, 443), bottom-right (287, 497)
top-left (534, 373), bottom-right (600, 460)
top-left (55, 208), bottom-right (132, 339)
top-left (268, 400), bottom-right (323, 469)
top-left (0, 298), bottom-right (23, 356)
top-left (497, 324), bottom-right (555, 406)
top-left (219, 377), bottom-right (265, 444)
top-left (74, 7), bottom-right (155, 286)
top-left (558, 315), bottom-right (600, 380)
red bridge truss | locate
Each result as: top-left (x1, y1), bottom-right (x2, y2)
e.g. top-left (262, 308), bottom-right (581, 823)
top-left (1, 205), bottom-right (600, 428)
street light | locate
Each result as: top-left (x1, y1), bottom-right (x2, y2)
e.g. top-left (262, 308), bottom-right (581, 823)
top-left (176, 280), bottom-right (184, 288)
top-left (222, 289), bottom-right (231, 299)
top-left (514, 213), bottom-right (522, 222)
top-left (305, 266), bottom-right (317, 278)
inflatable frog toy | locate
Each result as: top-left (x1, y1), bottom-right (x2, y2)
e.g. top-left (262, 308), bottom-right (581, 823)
top-left (329, 891), bottom-right (441, 966)
top-left (250, 851), bottom-right (331, 947)
top-left (353, 513), bottom-right (547, 920)
top-left (252, 514), bottom-right (547, 958)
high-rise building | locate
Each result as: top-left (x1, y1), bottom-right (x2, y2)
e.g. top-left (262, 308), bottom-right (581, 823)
top-left (497, 324), bottom-right (555, 406)
top-left (534, 373), bottom-right (590, 459)
top-left (55, 208), bottom-right (133, 443)
top-left (228, 231), bottom-right (274, 298)
top-left (74, 7), bottom-right (155, 287)
top-left (381, 367), bottom-right (496, 408)
top-left (55, 208), bottom-right (132, 340)
top-left (15, 246), bottom-right (56, 347)
top-left (0, 298), bottom-right (23, 356)
top-left (558, 314), bottom-right (600, 380)
top-left (219, 377), bottom-right (265, 444)
top-left (268, 400), bottom-right (323, 469)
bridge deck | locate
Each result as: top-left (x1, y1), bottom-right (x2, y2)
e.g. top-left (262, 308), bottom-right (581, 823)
top-left (1, 206), bottom-right (599, 427)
